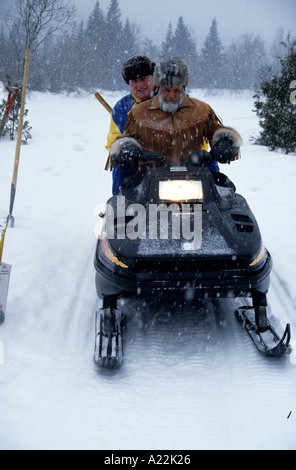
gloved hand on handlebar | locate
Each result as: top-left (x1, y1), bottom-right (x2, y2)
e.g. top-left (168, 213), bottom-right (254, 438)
top-left (112, 140), bottom-right (142, 164)
top-left (185, 150), bottom-right (211, 166)
top-left (211, 136), bottom-right (239, 164)
top-left (211, 127), bottom-right (243, 164)
top-left (140, 150), bottom-right (167, 167)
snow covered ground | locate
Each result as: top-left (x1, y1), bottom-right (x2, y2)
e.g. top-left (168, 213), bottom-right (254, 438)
top-left (0, 89), bottom-right (295, 450)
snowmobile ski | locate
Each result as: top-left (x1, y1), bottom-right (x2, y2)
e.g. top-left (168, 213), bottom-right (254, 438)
top-left (94, 307), bottom-right (123, 368)
top-left (236, 306), bottom-right (291, 357)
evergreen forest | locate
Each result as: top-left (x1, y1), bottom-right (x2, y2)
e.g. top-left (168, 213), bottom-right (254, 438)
top-left (0, 0), bottom-right (294, 93)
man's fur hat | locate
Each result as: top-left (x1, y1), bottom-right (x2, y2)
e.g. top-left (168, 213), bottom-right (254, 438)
top-left (122, 56), bottom-right (155, 84)
top-left (153, 57), bottom-right (190, 88)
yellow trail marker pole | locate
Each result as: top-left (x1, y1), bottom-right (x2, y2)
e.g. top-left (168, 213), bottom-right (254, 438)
top-left (8, 49), bottom-right (31, 227)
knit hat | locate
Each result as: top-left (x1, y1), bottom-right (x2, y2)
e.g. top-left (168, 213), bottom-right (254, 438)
top-left (122, 56), bottom-right (155, 84)
top-left (153, 57), bottom-right (190, 88)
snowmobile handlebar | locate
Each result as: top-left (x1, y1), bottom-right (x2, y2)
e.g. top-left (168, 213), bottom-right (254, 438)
top-left (138, 149), bottom-right (213, 167)
top-left (139, 151), bottom-right (168, 166)
top-left (115, 135), bottom-right (237, 167)
top-left (184, 150), bottom-right (212, 166)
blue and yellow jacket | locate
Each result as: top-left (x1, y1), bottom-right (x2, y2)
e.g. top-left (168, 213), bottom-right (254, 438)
top-left (105, 93), bottom-right (142, 154)
top-left (105, 92), bottom-right (147, 193)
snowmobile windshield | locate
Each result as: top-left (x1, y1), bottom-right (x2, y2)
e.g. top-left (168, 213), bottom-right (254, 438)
top-left (159, 180), bottom-right (203, 202)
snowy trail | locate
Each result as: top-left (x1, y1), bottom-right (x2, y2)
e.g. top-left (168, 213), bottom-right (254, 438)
top-left (2, 292), bottom-right (295, 450)
top-left (269, 271), bottom-right (296, 331)
top-left (0, 91), bottom-right (296, 450)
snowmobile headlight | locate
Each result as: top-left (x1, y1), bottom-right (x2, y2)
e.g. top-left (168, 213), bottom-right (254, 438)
top-left (159, 180), bottom-right (203, 202)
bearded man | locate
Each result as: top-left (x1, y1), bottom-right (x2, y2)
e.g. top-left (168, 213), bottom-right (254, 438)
top-left (110, 57), bottom-right (242, 185)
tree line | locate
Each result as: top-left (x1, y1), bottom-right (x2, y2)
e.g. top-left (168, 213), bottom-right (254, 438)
top-left (0, 0), bottom-right (293, 93)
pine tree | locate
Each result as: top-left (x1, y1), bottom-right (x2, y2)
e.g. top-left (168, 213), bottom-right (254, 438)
top-left (141, 38), bottom-right (160, 63)
top-left (122, 19), bottom-right (139, 61)
top-left (104, 0), bottom-right (123, 90)
top-left (161, 18), bottom-right (198, 86)
top-left (0, 26), bottom-right (10, 78)
top-left (225, 34), bottom-right (268, 89)
top-left (253, 35), bottom-right (296, 154)
top-left (172, 17), bottom-right (198, 86)
top-left (73, 21), bottom-right (89, 89)
top-left (85, 0), bottom-right (107, 89)
top-left (199, 18), bottom-right (224, 88)
top-left (161, 22), bottom-right (175, 57)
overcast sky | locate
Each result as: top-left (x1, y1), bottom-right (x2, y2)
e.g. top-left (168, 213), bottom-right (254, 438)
top-left (0, 0), bottom-right (295, 48)
top-left (75, 0), bottom-right (296, 47)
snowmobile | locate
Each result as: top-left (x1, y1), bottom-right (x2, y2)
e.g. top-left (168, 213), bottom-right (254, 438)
top-left (93, 151), bottom-right (291, 367)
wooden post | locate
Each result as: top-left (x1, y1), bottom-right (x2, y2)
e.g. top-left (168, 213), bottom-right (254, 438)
top-left (8, 49), bottom-right (31, 227)
top-left (94, 91), bottom-right (112, 114)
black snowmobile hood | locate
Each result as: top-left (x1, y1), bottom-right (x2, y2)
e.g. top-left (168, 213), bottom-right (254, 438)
top-left (104, 166), bottom-right (262, 266)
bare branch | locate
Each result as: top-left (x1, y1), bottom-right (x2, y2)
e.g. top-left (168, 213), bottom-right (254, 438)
top-left (4, 0), bottom-right (76, 53)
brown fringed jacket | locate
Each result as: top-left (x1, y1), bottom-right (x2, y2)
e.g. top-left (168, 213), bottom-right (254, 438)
top-left (110, 94), bottom-right (242, 166)
top-left (122, 94), bottom-right (222, 161)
